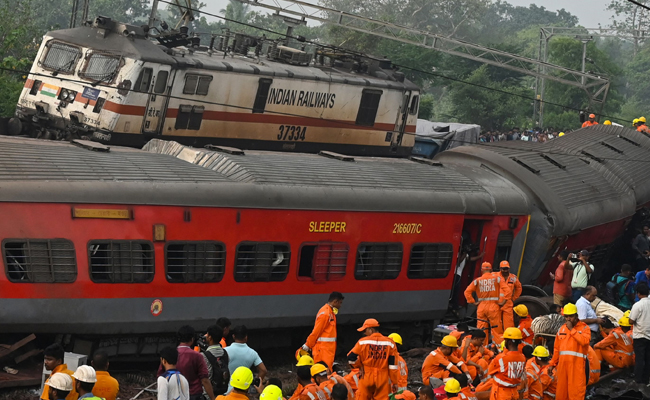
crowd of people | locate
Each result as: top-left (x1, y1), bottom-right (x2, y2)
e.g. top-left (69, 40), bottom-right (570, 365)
top-left (40, 272), bottom-right (650, 400)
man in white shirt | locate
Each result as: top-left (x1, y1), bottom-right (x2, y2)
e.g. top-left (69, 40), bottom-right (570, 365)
top-left (158, 346), bottom-right (190, 400)
top-left (630, 283), bottom-right (650, 384)
top-left (571, 250), bottom-right (594, 303)
top-left (576, 286), bottom-right (606, 346)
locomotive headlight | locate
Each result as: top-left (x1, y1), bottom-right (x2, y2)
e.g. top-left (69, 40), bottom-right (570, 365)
top-left (66, 91), bottom-right (76, 101)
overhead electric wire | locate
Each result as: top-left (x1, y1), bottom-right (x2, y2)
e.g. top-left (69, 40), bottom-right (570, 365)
top-left (625, 0), bottom-right (650, 11)
top-left (155, 0), bottom-right (629, 125)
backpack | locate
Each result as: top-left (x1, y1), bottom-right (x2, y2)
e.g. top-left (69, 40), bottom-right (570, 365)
top-left (605, 274), bottom-right (632, 305)
top-left (204, 347), bottom-right (230, 395)
top-left (162, 370), bottom-right (183, 400)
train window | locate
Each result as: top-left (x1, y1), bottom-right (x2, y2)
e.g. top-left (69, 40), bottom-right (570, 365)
top-left (356, 89), bottom-right (382, 126)
top-left (135, 68), bottom-right (153, 93)
top-left (165, 241), bottom-right (226, 283)
top-left (493, 230), bottom-right (514, 267)
top-left (29, 80), bottom-right (42, 96)
top-left (298, 242), bottom-right (348, 282)
top-left (188, 106), bottom-right (204, 130)
top-left (88, 240), bottom-right (154, 283)
top-left (79, 53), bottom-right (121, 83)
top-left (409, 95), bottom-right (419, 115)
top-left (355, 243), bottom-right (402, 280)
top-left (407, 243), bottom-right (453, 279)
top-left (234, 242), bottom-right (290, 282)
top-left (39, 41), bottom-right (80, 74)
top-left (154, 71), bottom-right (169, 94)
top-left (252, 78), bottom-right (273, 113)
top-left (3, 239), bottom-right (76, 283)
top-left (175, 104), bottom-right (203, 130)
top-left (183, 74), bottom-right (213, 95)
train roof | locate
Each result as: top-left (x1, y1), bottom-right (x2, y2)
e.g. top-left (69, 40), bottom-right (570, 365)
top-left (0, 136), bottom-right (529, 216)
top-left (46, 20), bottom-right (419, 91)
top-left (436, 126), bottom-right (648, 236)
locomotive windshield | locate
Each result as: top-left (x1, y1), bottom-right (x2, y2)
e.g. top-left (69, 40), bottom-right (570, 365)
top-left (40, 41), bottom-right (81, 74)
top-left (79, 52), bottom-right (121, 83)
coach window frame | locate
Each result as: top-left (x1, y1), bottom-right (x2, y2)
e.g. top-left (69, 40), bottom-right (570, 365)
top-left (3, 238), bottom-right (77, 283)
top-left (407, 242), bottom-right (454, 279)
top-left (87, 239), bottom-right (155, 283)
top-left (297, 242), bottom-right (348, 282)
top-left (408, 95), bottom-right (419, 115)
top-left (154, 70), bottom-right (169, 94)
top-left (234, 241), bottom-right (290, 282)
top-left (165, 241), bottom-right (226, 283)
top-left (183, 74), bottom-right (213, 95)
top-left (38, 40), bottom-right (81, 75)
top-left (355, 89), bottom-right (383, 126)
top-left (134, 67), bottom-right (154, 93)
top-left (78, 50), bottom-right (123, 84)
top-left (354, 242), bottom-right (402, 280)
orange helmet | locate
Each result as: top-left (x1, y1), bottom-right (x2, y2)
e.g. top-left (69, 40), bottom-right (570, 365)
top-left (500, 261), bottom-right (510, 269)
top-left (589, 113), bottom-right (596, 119)
top-left (481, 262), bottom-right (492, 271)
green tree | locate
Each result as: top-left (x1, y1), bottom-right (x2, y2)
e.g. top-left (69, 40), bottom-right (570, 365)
top-left (608, 0), bottom-right (650, 56)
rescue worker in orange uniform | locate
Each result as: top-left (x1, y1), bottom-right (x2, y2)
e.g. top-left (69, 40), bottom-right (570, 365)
top-left (303, 292), bottom-right (344, 368)
top-left (291, 356), bottom-right (315, 400)
top-left (460, 330), bottom-right (493, 382)
top-left (498, 261), bottom-right (522, 330)
top-left (290, 365), bottom-right (327, 400)
top-left (637, 117), bottom-right (650, 133)
top-left (539, 364), bottom-right (556, 400)
top-left (513, 305), bottom-right (533, 345)
top-left (42, 344), bottom-right (78, 400)
top-left (586, 346), bottom-right (600, 386)
top-left (421, 335), bottom-right (471, 388)
top-left (582, 113), bottom-right (598, 128)
top-left (548, 303), bottom-right (591, 400)
top-left (343, 369), bottom-right (360, 393)
top-left (486, 328), bottom-right (526, 400)
top-left (312, 364), bottom-right (354, 400)
top-left (455, 374), bottom-right (478, 400)
top-left (524, 346), bottom-right (549, 400)
top-left (465, 262), bottom-right (504, 344)
top-left (348, 319), bottom-right (399, 400)
top-left (594, 316), bottom-right (634, 369)
top-left (387, 333), bottom-right (408, 392)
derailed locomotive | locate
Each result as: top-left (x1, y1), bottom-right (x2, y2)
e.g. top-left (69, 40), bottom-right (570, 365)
top-left (10, 16), bottom-right (420, 156)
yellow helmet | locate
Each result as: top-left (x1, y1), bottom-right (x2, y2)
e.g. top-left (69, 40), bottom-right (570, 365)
top-left (634, 118), bottom-right (640, 125)
top-left (230, 367), bottom-right (254, 391)
top-left (295, 348), bottom-right (309, 361)
top-left (444, 378), bottom-right (462, 394)
top-left (604, 120), bottom-right (612, 125)
top-left (624, 310), bottom-right (631, 317)
top-left (514, 304), bottom-right (529, 317)
top-left (563, 303), bottom-right (578, 316)
top-left (532, 346), bottom-right (550, 358)
top-left (559, 132), bottom-right (565, 137)
top-left (640, 116), bottom-right (647, 123)
top-left (310, 364), bottom-right (328, 377)
top-left (296, 355), bottom-right (314, 367)
top-left (619, 317), bottom-right (632, 327)
top-left (388, 333), bottom-right (403, 345)
top-left (503, 327), bottom-right (523, 340)
top-left (441, 335), bottom-right (459, 348)
top-left (260, 385), bottom-right (283, 400)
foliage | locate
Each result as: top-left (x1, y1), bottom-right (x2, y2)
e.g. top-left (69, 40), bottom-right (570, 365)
top-left (418, 94), bottom-right (435, 120)
top-left (0, 57), bottom-right (32, 117)
top-left (607, 0), bottom-right (650, 56)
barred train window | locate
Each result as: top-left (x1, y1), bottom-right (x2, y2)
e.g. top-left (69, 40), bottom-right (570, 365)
top-left (40, 42), bottom-right (81, 74)
top-left (298, 242), bottom-right (348, 281)
top-left (89, 240), bottom-right (154, 283)
top-left (166, 241), bottom-right (226, 283)
top-left (407, 243), bottom-right (453, 279)
top-left (3, 239), bottom-right (76, 283)
top-left (79, 53), bottom-right (121, 83)
top-left (355, 243), bottom-right (402, 280)
top-left (234, 242), bottom-right (290, 282)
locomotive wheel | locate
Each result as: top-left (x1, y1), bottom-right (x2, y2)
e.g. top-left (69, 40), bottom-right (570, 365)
top-left (514, 295), bottom-right (550, 319)
top-left (7, 118), bottom-right (22, 136)
top-left (521, 285), bottom-right (548, 298)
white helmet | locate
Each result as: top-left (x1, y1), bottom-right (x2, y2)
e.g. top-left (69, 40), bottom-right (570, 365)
top-left (49, 373), bottom-right (73, 391)
top-left (72, 365), bottom-right (97, 383)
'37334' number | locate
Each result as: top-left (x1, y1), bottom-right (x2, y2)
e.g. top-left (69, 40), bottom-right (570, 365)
top-left (278, 125), bottom-right (307, 141)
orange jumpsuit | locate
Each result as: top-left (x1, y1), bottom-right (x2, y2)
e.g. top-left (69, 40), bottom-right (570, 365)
top-left (465, 272), bottom-right (504, 343)
top-left (594, 327), bottom-right (634, 369)
top-left (487, 350), bottom-right (526, 400)
top-left (499, 273), bottom-right (522, 330)
top-left (459, 387), bottom-right (478, 400)
top-left (290, 384), bottom-right (305, 400)
top-left (587, 346), bottom-right (600, 386)
top-left (296, 383), bottom-right (327, 400)
top-left (320, 373), bottom-right (355, 400)
top-left (348, 332), bottom-right (399, 400)
top-left (394, 353), bottom-right (408, 391)
top-left (637, 125), bottom-right (650, 133)
top-left (460, 341), bottom-right (493, 380)
top-left (518, 316), bottom-right (533, 345)
top-left (306, 304), bottom-right (337, 367)
top-left (539, 365), bottom-right (556, 400)
top-left (549, 321), bottom-right (590, 400)
top-left (344, 369), bottom-right (360, 392)
top-left (582, 121), bottom-right (598, 128)
top-left (421, 348), bottom-right (470, 383)
top-left (524, 358), bottom-right (543, 400)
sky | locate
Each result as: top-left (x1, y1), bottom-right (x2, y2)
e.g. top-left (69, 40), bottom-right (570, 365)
top-left (203, 0), bottom-right (615, 28)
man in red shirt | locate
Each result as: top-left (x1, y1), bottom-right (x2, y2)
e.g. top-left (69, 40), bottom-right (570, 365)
top-left (158, 326), bottom-right (214, 400)
top-left (549, 251), bottom-right (572, 306)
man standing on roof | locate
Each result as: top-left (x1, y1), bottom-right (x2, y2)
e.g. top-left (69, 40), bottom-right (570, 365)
top-left (582, 114), bottom-right (598, 128)
top-left (498, 261), bottom-right (522, 331)
top-left (303, 292), bottom-right (344, 368)
top-left (637, 117), bottom-right (650, 133)
top-left (465, 262), bottom-right (504, 343)
top-left (348, 318), bottom-right (399, 400)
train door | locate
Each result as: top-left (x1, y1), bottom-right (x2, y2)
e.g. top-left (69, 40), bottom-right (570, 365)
top-left (391, 90), bottom-right (410, 150)
top-left (454, 218), bottom-right (492, 307)
top-left (142, 65), bottom-right (172, 134)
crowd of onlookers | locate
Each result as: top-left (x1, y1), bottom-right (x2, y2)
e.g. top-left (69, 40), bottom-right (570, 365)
top-left (479, 128), bottom-right (569, 143)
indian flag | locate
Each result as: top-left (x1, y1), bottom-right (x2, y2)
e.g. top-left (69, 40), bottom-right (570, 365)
top-left (40, 83), bottom-right (59, 98)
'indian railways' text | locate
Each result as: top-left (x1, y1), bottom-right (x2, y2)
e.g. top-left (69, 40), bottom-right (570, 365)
top-left (267, 88), bottom-right (336, 109)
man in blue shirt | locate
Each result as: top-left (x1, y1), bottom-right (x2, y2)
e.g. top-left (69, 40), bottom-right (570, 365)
top-left (225, 326), bottom-right (266, 392)
top-left (635, 267), bottom-right (650, 302)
